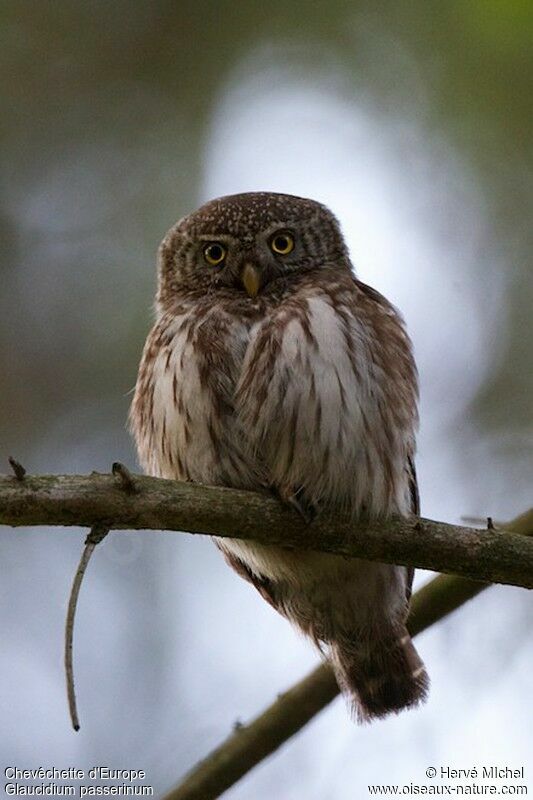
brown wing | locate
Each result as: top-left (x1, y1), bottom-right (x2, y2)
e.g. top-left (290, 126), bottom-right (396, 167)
top-left (356, 277), bottom-right (420, 602)
top-left (408, 455), bottom-right (420, 516)
top-left (405, 456), bottom-right (420, 601)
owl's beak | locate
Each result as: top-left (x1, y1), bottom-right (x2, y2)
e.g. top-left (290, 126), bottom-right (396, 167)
top-left (241, 262), bottom-right (261, 298)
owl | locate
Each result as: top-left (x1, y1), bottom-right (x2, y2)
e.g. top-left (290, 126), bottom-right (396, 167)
top-left (130, 192), bottom-right (428, 720)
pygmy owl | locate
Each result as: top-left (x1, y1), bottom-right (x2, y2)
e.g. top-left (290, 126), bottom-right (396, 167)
top-left (130, 192), bottom-right (428, 720)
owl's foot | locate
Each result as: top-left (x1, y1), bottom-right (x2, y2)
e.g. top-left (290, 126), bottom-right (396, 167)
top-left (275, 485), bottom-right (317, 524)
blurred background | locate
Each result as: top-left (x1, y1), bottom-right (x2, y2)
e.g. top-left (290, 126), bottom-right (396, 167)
top-left (1, 1), bottom-right (531, 797)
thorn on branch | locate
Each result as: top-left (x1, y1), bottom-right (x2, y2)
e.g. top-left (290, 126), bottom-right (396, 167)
top-left (65, 523), bottom-right (109, 732)
top-left (8, 457), bottom-right (26, 481)
top-left (112, 462), bottom-right (138, 494)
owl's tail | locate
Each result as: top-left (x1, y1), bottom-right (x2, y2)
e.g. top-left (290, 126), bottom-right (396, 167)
top-left (330, 626), bottom-right (429, 722)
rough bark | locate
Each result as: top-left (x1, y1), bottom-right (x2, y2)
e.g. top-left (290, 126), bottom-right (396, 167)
top-left (1, 472), bottom-right (532, 589)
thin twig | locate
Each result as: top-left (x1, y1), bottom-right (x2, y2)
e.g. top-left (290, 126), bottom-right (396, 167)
top-left (64, 523), bottom-right (109, 731)
top-left (8, 457), bottom-right (26, 481)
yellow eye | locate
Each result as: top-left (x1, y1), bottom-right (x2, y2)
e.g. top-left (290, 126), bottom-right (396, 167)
top-left (203, 242), bottom-right (227, 265)
top-left (270, 232), bottom-right (294, 255)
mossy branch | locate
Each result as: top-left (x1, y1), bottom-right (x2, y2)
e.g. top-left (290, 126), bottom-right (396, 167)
top-left (1, 471), bottom-right (532, 589)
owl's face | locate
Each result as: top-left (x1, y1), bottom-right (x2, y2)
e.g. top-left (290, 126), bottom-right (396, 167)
top-left (156, 192), bottom-right (350, 308)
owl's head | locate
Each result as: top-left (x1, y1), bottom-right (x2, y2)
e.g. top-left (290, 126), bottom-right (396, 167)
top-left (156, 192), bottom-right (350, 309)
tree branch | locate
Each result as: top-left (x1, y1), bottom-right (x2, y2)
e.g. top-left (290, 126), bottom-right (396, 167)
top-left (162, 509), bottom-right (533, 800)
top-left (1, 472), bottom-right (532, 589)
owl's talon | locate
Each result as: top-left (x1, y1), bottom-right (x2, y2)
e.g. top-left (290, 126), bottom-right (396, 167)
top-left (275, 486), bottom-right (316, 524)
top-left (288, 495), bottom-right (316, 524)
